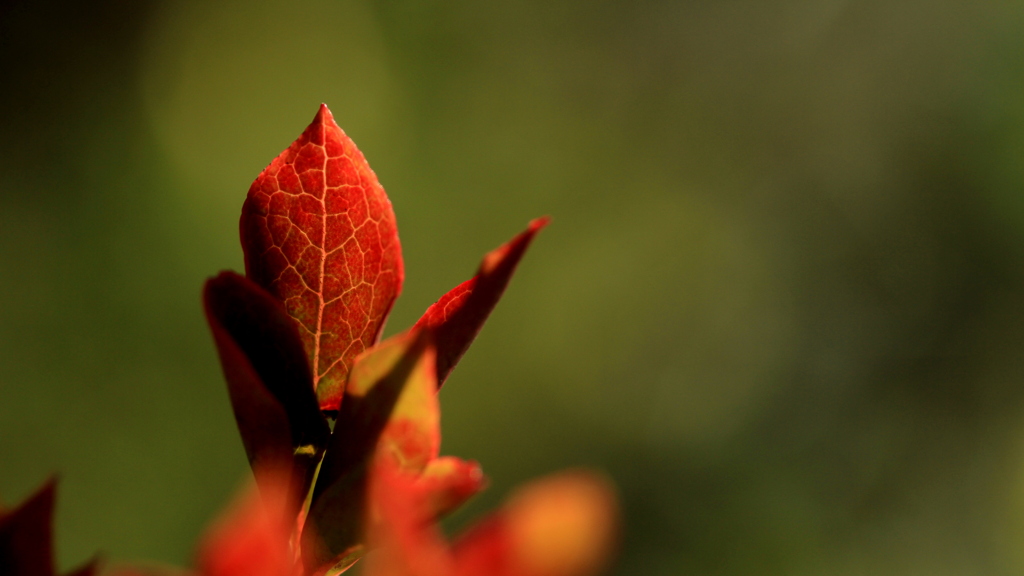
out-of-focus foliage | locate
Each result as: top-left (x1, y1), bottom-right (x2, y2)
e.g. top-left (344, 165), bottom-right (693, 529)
top-left (0, 479), bottom-right (97, 576)
top-left (2, 1), bottom-right (1024, 575)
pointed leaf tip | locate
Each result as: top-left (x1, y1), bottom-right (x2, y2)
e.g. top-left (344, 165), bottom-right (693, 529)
top-left (415, 217), bottom-right (549, 387)
top-left (241, 104), bottom-right (404, 411)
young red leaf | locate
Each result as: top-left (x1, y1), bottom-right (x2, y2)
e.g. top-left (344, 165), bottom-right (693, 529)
top-left (302, 330), bottom-right (437, 574)
top-left (241, 104), bottom-right (404, 411)
top-left (203, 271), bottom-right (330, 502)
top-left (414, 217), bottom-right (549, 387)
top-left (1, 479), bottom-right (99, 576)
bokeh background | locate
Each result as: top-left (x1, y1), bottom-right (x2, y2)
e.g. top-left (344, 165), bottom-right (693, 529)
top-left (3, 1), bottom-right (1024, 574)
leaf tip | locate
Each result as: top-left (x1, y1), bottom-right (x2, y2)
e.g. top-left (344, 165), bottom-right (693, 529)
top-left (529, 215), bottom-right (552, 233)
top-left (316, 102), bottom-right (335, 125)
top-left (479, 216), bottom-right (548, 276)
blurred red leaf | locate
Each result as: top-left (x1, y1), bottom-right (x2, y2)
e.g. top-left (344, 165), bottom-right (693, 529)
top-left (413, 457), bottom-right (486, 520)
top-left (196, 466), bottom-right (300, 576)
top-left (0, 479), bottom-right (99, 576)
top-left (365, 460), bottom-right (617, 576)
top-left (109, 468), bottom-right (300, 576)
top-left (241, 104), bottom-right (404, 411)
top-left (364, 460), bottom-right (452, 576)
top-left (414, 217), bottom-right (549, 387)
top-left (0, 479), bottom-right (55, 576)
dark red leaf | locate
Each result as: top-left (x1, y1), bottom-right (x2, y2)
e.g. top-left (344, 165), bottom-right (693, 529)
top-left (0, 478), bottom-right (55, 576)
top-left (241, 104), bottom-right (404, 411)
top-left (414, 217), bottom-right (549, 387)
top-left (1, 481), bottom-right (102, 576)
top-left (203, 271), bottom-right (330, 500)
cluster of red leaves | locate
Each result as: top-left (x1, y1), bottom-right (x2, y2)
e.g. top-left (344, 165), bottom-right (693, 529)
top-left (193, 105), bottom-right (618, 576)
top-left (3, 104), bottom-right (617, 576)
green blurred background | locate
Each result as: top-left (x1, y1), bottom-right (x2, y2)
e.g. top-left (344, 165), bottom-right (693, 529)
top-left (3, 1), bottom-right (1024, 574)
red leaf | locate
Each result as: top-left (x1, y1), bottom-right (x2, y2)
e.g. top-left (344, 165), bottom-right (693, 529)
top-left (203, 272), bottom-right (330, 502)
top-left (364, 460), bottom-right (453, 576)
top-left (414, 217), bottom-right (549, 387)
top-left (1, 479), bottom-right (99, 576)
top-left (0, 479), bottom-right (55, 576)
top-left (241, 104), bottom-right (404, 411)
